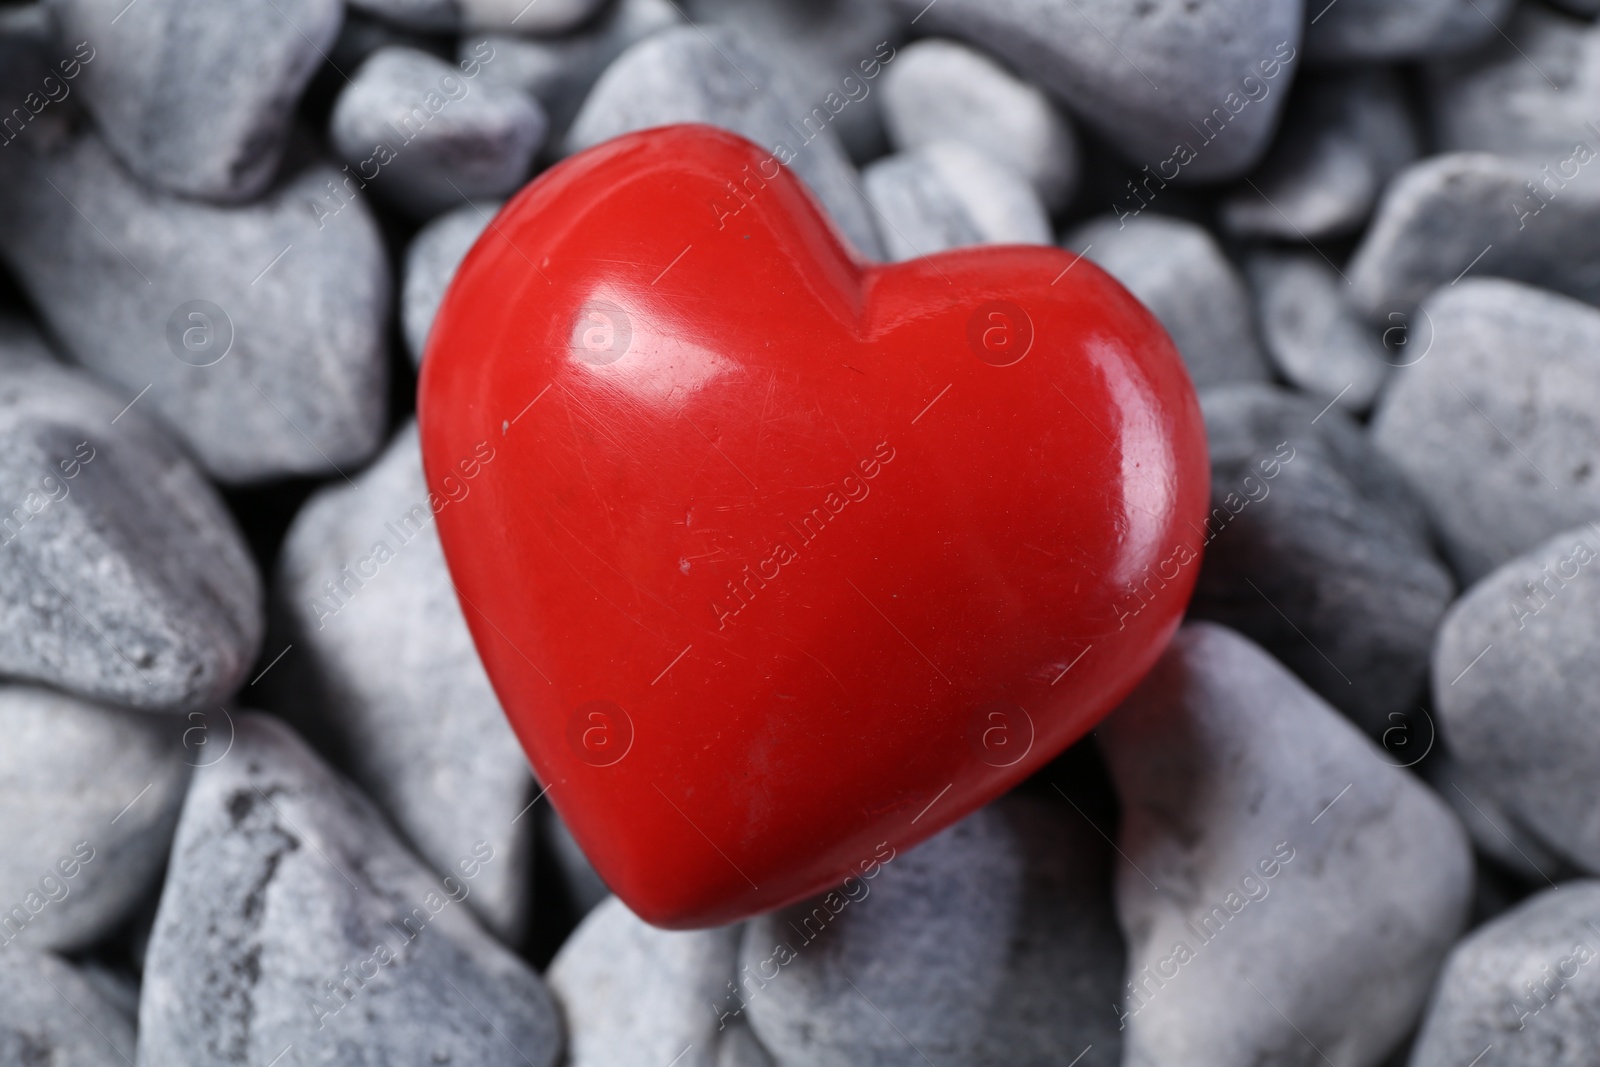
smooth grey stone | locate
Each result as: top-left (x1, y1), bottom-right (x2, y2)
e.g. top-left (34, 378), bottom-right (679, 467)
top-left (1247, 252), bottom-right (1389, 412)
top-left (1434, 521), bottom-right (1600, 876)
top-left (1348, 152), bottom-right (1600, 316)
top-left (351, 0), bottom-right (607, 33)
top-left (1410, 882), bottom-right (1600, 1067)
top-left (887, 0), bottom-right (1302, 183)
top-left (1100, 623), bottom-right (1472, 1067)
top-left (1066, 214), bottom-right (1270, 389)
top-left (275, 422), bottom-right (534, 945)
top-left (565, 25), bottom-right (884, 259)
top-left (1222, 68), bottom-right (1418, 240)
top-left (1305, 0), bottom-right (1515, 64)
top-left (46, 0), bottom-right (341, 201)
top-left (1550, 0), bottom-right (1600, 14)
top-left (0, 130), bottom-right (389, 485)
top-left (863, 141), bottom-right (1051, 262)
top-left (1427, 4), bottom-right (1600, 160)
top-left (1190, 385), bottom-right (1454, 735)
top-left (0, 347), bottom-right (262, 710)
top-left (139, 713), bottom-right (562, 1067)
top-left (717, 1018), bottom-right (776, 1067)
top-left (880, 38), bottom-right (1079, 211)
top-left (0, 686), bottom-right (187, 954)
top-left (1422, 748), bottom-right (1576, 886)
top-left (742, 797), bottom-right (1124, 1067)
top-left (1370, 279), bottom-right (1600, 581)
top-left (679, 0), bottom-right (908, 162)
top-left (0, 950), bottom-right (136, 1066)
top-left (463, 0), bottom-right (683, 147)
top-left (402, 199), bottom-right (497, 366)
top-left (549, 895), bottom-right (743, 1067)
top-left (331, 46), bottom-right (547, 219)
top-left (0, 4), bottom-right (52, 110)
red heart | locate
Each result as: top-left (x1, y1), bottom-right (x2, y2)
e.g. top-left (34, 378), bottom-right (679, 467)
top-left (419, 125), bottom-right (1208, 928)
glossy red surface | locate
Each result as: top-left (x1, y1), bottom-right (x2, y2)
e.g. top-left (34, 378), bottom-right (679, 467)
top-left (419, 124), bottom-right (1209, 928)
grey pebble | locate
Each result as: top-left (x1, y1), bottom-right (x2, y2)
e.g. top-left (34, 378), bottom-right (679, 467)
top-left (1222, 68), bottom-right (1418, 241)
top-left (1100, 623), bottom-right (1472, 1067)
top-left (1421, 748), bottom-right (1576, 886)
top-left (463, 0), bottom-right (683, 148)
top-left (863, 141), bottom-right (1051, 262)
top-left (350, 0), bottom-right (608, 33)
top-left (1348, 152), bottom-right (1600, 316)
top-left (1370, 279), bottom-right (1600, 581)
top-left (565, 24), bottom-right (885, 259)
top-left (1427, 3), bottom-right (1600, 160)
top-left (741, 797), bottom-right (1125, 1067)
top-left (0, 950), bottom-right (136, 1066)
top-left (1434, 521), bottom-right (1600, 876)
top-left (0, 337), bottom-right (262, 711)
top-left (47, 0), bottom-right (342, 201)
top-left (1065, 214), bottom-right (1270, 389)
top-left (1190, 384), bottom-right (1454, 736)
top-left (678, 0), bottom-right (909, 162)
top-left (548, 895), bottom-right (745, 1067)
top-left (1550, 0), bottom-right (1600, 13)
top-left (330, 46), bottom-right (547, 220)
top-left (1247, 251), bottom-right (1389, 412)
top-left (1409, 881), bottom-right (1600, 1067)
top-left (1304, 0), bottom-right (1515, 64)
top-left (0, 685), bottom-right (187, 954)
top-left (880, 38), bottom-right (1079, 211)
top-left (402, 199), bottom-right (497, 367)
top-left (138, 713), bottom-right (562, 1067)
top-left (888, 0), bottom-right (1302, 182)
top-left (274, 422), bottom-right (535, 945)
top-left (0, 129), bottom-right (390, 485)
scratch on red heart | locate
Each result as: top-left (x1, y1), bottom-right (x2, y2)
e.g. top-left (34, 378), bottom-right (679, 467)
top-left (711, 441), bottom-right (897, 631)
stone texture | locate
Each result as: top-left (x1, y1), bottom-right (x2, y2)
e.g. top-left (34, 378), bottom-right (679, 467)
top-left (565, 25), bottom-right (884, 259)
top-left (886, 0), bottom-right (1302, 182)
top-left (274, 422), bottom-right (535, 944)
top-left (1371, 279), bottom-right (1600, 581)
top-left (880, 38), bottom-right (1079, 211)
top-left (741, 797), bottom-right (1125, 1067)
top-left (1247, 252), bottom-right (1389, 411)
top-left (0, 685), bottom-right (187, 954)
top-left (1348, 152), bottom-right (1600, 316)
top-left (680, 0), bottom-right (909, 162)
top-left (1427, 3), bottom-right (1600, 160)
top-left (350, 0), bottom-right (608, 34)
top-left (138, 713), bottom-right (562, 1067)
top-left (464, 0), bottom-right (683, 147)
top-left (1222, 69), bottom-right (1418, 240)
top-left (1099, 623), bottom-right (1473, 1067)
top-left (0, 950), bottom-right (136, 1066)
top-left (47, 0), bottom-right (342, 201)
top-left (863, 141), bottom-right (1051, 262)
top-left (0, 337), bottom-right (262, 711)
top-left (1435, 521), bottom-right (1600, 876)
top-left (1423, 748), bottom-right (1576, 886)
top-left (1305, 0), bottom-right (1515, 64)
top-left (548, 895), bottom-right (743, 1067)
top-left (1410, 882), bottom-right (1600, 1067)
top-left (1190, 385), bottom-right (1454, 735)
top-left (0, 129), bottom-right (390, 485)
top-left (402, 199), bottom-right (497, 366)
top-left (330, 46), bottom-right (547, 219)
top-left (1065, 214), bottom-right (1270, 389)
